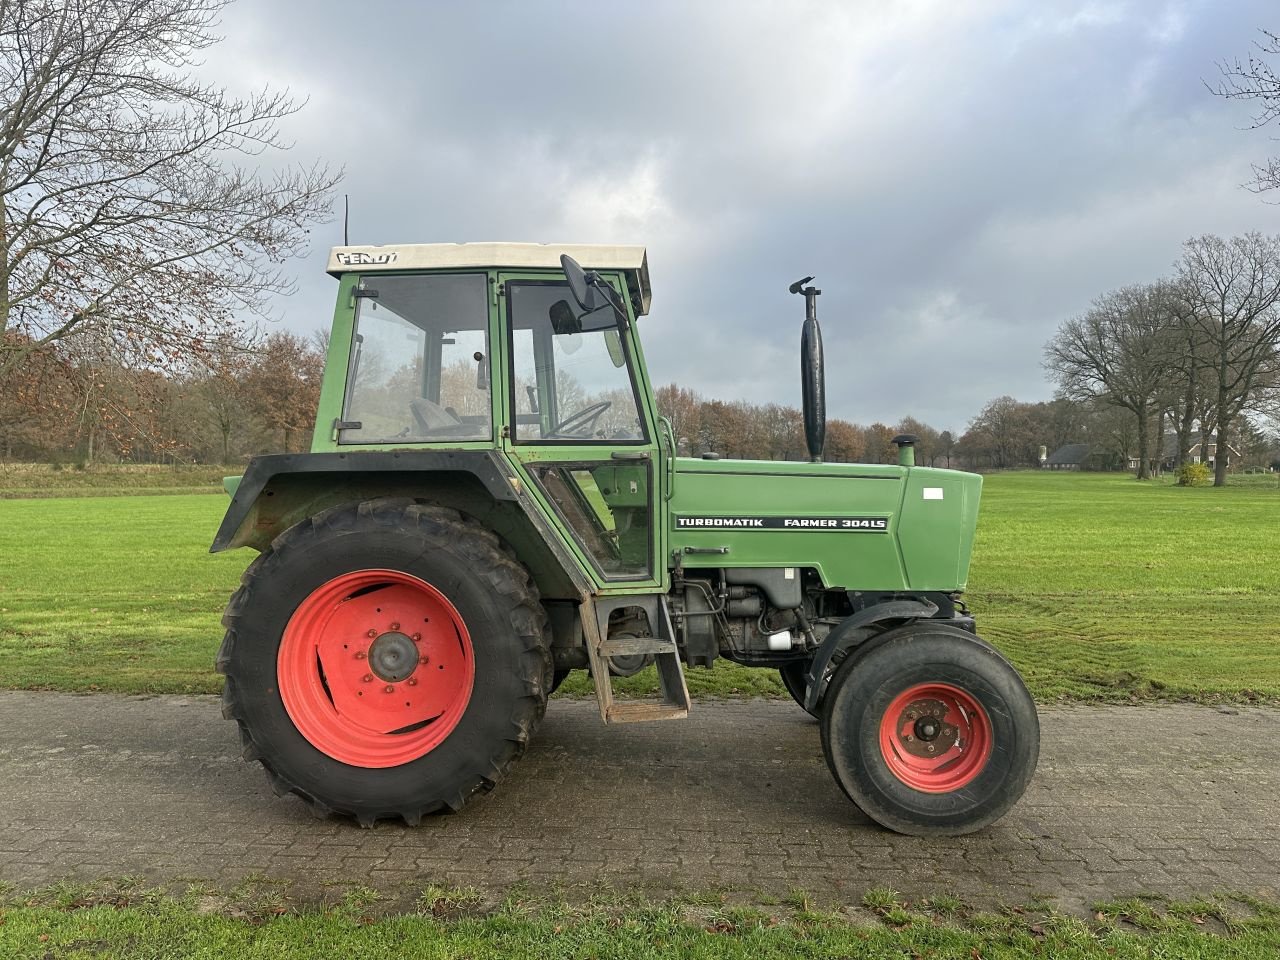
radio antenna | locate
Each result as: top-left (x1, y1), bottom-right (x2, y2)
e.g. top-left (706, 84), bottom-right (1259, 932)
top-left (343, 194), bottom-right (350, 246)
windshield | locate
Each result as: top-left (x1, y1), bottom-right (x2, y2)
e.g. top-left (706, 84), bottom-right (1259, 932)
top-left (340, 273), bottom-right (491, 443)
top-left (507, 281), bottom-right (646, 443)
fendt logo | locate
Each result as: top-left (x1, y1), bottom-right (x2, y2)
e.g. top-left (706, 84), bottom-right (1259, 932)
top-left (335, 251), bottom-right (399, 266)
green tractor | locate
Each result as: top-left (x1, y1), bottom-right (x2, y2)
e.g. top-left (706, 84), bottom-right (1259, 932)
top-left (212, 243), bottom-right (1038, 836)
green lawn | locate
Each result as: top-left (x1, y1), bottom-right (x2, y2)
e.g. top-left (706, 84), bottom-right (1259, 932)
top-left (0, 495), bottom-right (243, 692)
top-left (0, 470), bottom-right (1276, 700)
top-left (3, 883), bottom-right (1278, 960)
top-left (0, 462), bottom-right (227, 498)
top-left (970, 471), bottom-right (1280, 702)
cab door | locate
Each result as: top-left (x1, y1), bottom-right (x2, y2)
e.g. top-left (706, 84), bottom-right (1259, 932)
top-left (497, 272), bottom-right (666, 594)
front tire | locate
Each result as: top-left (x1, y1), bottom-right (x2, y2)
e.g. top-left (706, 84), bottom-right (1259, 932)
top-left (820, 622), bottom-right (1038, 836)
top-left (217, 499), bottom-right (550, 826)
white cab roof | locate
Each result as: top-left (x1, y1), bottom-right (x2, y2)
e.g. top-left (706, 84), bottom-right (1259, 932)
top-left (326, 242), bottom-right (651, 315)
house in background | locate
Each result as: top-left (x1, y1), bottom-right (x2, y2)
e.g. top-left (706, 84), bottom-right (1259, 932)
top-left (1126, 434), bottom-right (1243, 472)
top-left (1044, 443), bottom-right (1104, 471)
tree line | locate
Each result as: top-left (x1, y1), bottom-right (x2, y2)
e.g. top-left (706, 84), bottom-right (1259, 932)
top-left (0, 335), bottom-right (953, 467)
top-left (1043, 233), bottom-right (1280, 486)
top-left (6, 321), bottom-right (1277, 474)
top-left (0, 331), bottom-right (324, 464)
top-left (654, 385), bottom-right (960, 466)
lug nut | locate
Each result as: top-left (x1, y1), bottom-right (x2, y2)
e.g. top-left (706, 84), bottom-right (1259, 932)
top-left (419, 656), bottom-right (429, 665)
top-left (412, 633), bottom-right (421, 642)
top-left (926, 744), bottom-right (935, 754)
top-left (367, 629), bottom-right (377, 638)
top-left (384, 685), bottom-right (394, 694)
top-left (390, 622), bottom-right (400, 631)
top-left (905, 734), bottom-right (914, 742)
top-left (407, 677), bottom-right (417, 686)
top-left (355, 651), bottom-right (366, 660)
top-left (363, 674), bottom-right (373, 683)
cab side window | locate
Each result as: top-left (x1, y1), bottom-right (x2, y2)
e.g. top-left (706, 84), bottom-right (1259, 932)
top-left (340, 274), bottom-right (490, 442)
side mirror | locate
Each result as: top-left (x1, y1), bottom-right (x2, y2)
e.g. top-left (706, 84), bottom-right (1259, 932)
top-left (560, 252), bottom-right (627, 329)
top-left (560, 254), bottom-right (598, 312)
top-left (604, 329), bottom-right (626, 368)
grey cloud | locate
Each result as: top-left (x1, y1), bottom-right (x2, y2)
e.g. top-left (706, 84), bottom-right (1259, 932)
top-left (203, 0), bottom-right (1279, 432)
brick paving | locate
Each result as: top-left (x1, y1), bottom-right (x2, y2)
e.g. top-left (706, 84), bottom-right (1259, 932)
top-left (0, 692), bottom-right (1276, 909)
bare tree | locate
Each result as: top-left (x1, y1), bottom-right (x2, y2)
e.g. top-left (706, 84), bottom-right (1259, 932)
top-left (895, 416), bottom-right (939, 466)
top-left (0, 330), bottom-right (74, 460)
top-left (191, 334), bottom-right (252, 464)
top-left (1158, 315), bottom-right (1218, 468)
top-left (654, 384), bottom-right (702, 452)
top-left (1176, 233), bottom-right (1280, 486)
top-left (1213, 29), bottom-right (1280, 193)
top-left (240, 331), bottom-right (323, 452)
top-left (0, 0), bottom-right (339, 395)
top-left (1045, 283), bottom-right (1179, 479)
top-left (936, 429), bottom-right (955, 468)
top-left (825, 417), bottom-right (863, 463)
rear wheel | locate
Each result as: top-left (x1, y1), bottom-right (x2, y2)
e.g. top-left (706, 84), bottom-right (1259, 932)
top-left (779, 660), bottom-right (818, 718)
top-left (218, 499), bottom-right (550, 826)
top-left (820, 622), bottom-right (1038, 836)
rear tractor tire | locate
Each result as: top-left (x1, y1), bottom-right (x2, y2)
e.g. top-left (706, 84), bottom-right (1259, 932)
top-left (820, 622), bottom-right (1038, 836)
top-left (217, 498), bottom-right (551, 826)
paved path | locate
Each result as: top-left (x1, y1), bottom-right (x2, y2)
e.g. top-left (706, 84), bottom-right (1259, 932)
top-left (0, 692), bottom-right (1276, 910)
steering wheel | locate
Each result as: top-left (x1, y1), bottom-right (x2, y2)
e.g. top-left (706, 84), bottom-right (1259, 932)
top-left (547, 400), bottom-right (612, 438)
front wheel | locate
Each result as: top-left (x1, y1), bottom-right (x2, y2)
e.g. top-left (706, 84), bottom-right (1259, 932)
top-left (820, 622), bottom-right (1038, 836)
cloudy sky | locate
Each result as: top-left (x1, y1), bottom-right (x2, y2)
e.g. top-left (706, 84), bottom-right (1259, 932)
top-left (205, 0), bottom-right (1278, 433)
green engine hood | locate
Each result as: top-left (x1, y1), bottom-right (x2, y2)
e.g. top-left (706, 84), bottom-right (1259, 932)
top-left (668, 458), bottom-right (982, 592)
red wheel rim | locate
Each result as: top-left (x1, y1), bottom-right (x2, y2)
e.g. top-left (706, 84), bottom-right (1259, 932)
top-left (878, 682), bottom-right (992, 793)
top-left (278, 569), bottom-right (474, 768)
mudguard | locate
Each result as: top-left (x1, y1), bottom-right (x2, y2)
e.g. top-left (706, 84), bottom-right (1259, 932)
top-left (210, 450), bottom-right (517, 553)
top-left (802, 598), bottom-right (939, 713)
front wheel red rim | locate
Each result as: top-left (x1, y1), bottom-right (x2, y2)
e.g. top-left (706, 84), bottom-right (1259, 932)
top-left (878, 682), bottom-right (992, 793)
top-left (278, 569), bottom-right (474, 768)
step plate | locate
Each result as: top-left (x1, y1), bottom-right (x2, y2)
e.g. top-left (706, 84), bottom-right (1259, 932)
top-left (606, 703), bottom-right (689, 723)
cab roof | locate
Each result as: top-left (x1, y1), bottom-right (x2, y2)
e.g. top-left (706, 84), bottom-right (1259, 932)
top-left (326, 242), bottom-right (651, 315)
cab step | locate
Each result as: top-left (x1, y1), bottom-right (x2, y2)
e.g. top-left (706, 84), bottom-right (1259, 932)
top-left (605, 702), bottom-right (688, 723)
top-left (583, 595), bottom-right (691, 724)
top-left (597, 636), bottom-right (678, 657)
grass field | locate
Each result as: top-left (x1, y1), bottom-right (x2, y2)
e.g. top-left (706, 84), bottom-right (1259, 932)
top-left (2, 881), bottom-right (1278, 960)
top-left (0, 469), bottom-right (1276, 701)
top-left (0, 462), bottom-right (227, 498)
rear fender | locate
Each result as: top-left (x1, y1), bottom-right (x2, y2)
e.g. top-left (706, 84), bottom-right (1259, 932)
top-left (210, 451), bottom-right (588, 601)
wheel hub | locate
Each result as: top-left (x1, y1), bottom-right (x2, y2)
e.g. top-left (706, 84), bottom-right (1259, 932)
top-left (277, 569), bottom-right (475, 768)
top-left (895, 698), bottom-right (958, 757)
top-left (878, 684), bottom-right (992, 793)
top-left (913, 717), bottom-right (941, 741)
top-left (368, 631), bottom-right (417, 683)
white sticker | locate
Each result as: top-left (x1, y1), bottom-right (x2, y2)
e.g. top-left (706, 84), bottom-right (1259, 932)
top-left (783, 567), bottom-right (796, 579)
top-left (923, 487), bottom-right (944, 500)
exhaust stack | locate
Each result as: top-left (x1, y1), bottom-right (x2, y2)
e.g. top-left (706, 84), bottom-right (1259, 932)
top-left (790, 276), bottom-right (826, 463)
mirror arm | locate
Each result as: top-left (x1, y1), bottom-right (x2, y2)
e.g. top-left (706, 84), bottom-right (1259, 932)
top-left (586, 272), bottom-right (630, 328)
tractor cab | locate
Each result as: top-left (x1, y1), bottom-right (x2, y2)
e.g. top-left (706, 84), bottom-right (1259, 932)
top-left (319, 245), bottom-right (653, 450)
